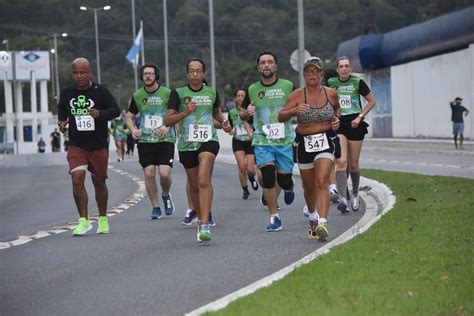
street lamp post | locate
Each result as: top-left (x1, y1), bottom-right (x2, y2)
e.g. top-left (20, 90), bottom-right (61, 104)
top-left (51, 33), bottom-right (68, 100)
top-left (79, 5), bottom-right (111, 84)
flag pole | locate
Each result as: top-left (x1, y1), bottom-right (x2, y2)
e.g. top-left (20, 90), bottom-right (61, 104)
top-left (132, 0), bottom-right (138, 90)
top-left (140, 20), bottom-right (145, 65)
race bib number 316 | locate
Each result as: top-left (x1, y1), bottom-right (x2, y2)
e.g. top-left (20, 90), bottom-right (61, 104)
top-left (188, 124), bottom-right (212, 142)
top-left (75, 115), bottom-right (95, 131)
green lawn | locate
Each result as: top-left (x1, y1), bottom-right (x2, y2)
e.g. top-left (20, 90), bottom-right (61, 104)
top-left (209, 170), bottom-right (474, 316)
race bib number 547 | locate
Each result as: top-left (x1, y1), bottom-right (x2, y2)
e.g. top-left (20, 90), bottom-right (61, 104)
top-left (304, 133), bottom-right (329, 153)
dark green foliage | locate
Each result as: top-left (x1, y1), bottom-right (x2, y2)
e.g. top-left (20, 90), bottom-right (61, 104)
top-left (0, 0), bottom-right (471, 113)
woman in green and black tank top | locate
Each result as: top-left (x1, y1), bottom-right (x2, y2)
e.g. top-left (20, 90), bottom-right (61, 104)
top-left (327, 57), bottom-right (376, 213)
top-left (228, 89), bottom-right (259, 200)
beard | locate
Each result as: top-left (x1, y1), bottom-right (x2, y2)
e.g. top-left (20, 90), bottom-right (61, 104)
top-left (261, 69), bottom-right (275, 79)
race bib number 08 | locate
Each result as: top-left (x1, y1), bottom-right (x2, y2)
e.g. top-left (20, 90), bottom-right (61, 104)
top-left (75, 115), bottom-right (95, 131)
top-left (188, 124), bottom-right (212, 142)
top-left (338, 95), bottom-right (352, 109)
top-left (304, 133), bottom-right (329, 153)
top-left (263, 123), bottom-right (285, 140)
top-left (144, 115), bottom-right (163, 129)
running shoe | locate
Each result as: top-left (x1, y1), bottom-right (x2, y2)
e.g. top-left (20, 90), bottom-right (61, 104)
top-left (198, 225), bottom-right (212, 242)
top-left (337, 197), bottom-right (350, 214)
top-left (242, 191), bottom-right (250, 200)
top-left (96, 216), bottom-right (110, 234)
top-left (181, 209), bottom-right (197, 225)
top-left (316, 223), bottom-right (328, 241)
top-left (162, 194), bottom-right (175, 215)
top-left (351, 193), bottom-right (360, 212)
top-left (208, 212), bottom-right (216, 227)
top-left (149, 207), bottom-right (162, 220)
top-left (250, 178), bottom-right (259, 191)
top-left (284, 187), bottom-right (295, 205)
top-left (303, 205), bottom-right (310, 217)
top-left (329, 187), bottom-right (340, 204)
top-left (308, 219), bottom-right (318, 239)
top-left (72, 217), bottom-right (93, 236)
top-left (266, 216), bottom-right (282, 232)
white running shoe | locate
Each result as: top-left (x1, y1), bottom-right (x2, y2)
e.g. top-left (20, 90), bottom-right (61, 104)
top-left (351, 193), bottom-right (360, 212)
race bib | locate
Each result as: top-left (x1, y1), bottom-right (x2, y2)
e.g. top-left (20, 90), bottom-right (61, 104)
top-left (304, 133), bottom-right (329, 153)
top-left (263, 123), bottom-right (285, 140)
top-left (75, 115), bottom-right (95, 131)
top-left (144, 115), bottom-right (163, 129)
top-left (235, 124), bottom-right (247, 136)
top-left (338, 95), bottom-right (352, 109)
top-left (188, 124), bottom-right (212, 142)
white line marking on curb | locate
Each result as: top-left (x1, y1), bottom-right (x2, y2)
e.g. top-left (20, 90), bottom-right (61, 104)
top-left (0, 165), bottom-right (145, 251)
top-left (186, 155), bottom-right (396, 316)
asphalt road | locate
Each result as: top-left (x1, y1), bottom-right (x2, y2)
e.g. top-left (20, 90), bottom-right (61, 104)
top-left (0, 155), bottom-right (364, 315)
top-left (1, 137), bottom-right (472, 315)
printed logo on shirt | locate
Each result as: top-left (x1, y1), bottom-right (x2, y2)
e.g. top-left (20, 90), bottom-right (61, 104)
top-left (69, 95), bottom-right (95, 115)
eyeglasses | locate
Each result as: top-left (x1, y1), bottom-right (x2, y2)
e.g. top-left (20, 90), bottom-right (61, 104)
top-left (304, 69), bottom-right (321, 75)
top-left (188, 69), bottom-right (203, 74)
top-left (143, 72), bottom-right (156, 77)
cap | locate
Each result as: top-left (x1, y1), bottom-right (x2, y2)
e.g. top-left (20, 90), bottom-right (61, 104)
top-left (303, 56), bottom-right (323, 71)
top-left (455, 97), bottom-right (463, 101)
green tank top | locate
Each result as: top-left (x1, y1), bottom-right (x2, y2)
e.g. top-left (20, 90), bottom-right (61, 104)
top-left (174, 85), bottom-right (219, 151)
top-left (248, 78), bottom-right (294, 146)
top-left (132, 86), bottom-right (176, 143)
top-left (229, 107), bottom-right (251, 141)
top-left (327, 76), bottom-right (363, 116)
top-left (111, 118), bottom-right (127, 141)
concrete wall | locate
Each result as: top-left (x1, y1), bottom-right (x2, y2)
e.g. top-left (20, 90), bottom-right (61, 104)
top-left (391, 44), bottom-right (473, 138)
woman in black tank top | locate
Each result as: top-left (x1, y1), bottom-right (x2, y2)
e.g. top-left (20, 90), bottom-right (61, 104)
top-left (278, 56), bottom-right (340, 241)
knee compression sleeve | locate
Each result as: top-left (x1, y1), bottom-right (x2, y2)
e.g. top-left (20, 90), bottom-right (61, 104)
top-left (260, 165), bottom-right (276, 188)
top-left (277, 173), bottom-right (293, 190)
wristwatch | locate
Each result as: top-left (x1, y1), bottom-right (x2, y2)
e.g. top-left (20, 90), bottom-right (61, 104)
top-left (358, 114), bottom-right (364, 119)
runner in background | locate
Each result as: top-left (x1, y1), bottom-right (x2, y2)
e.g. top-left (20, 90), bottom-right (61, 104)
top-left (110, 110), bottom-right (128, 162)
top-left (328, 57), bottom-right (376, 213)
top-left (127, 63), bottom-right (176, 220)
top-left (228, 88), bottom-right (258, 199)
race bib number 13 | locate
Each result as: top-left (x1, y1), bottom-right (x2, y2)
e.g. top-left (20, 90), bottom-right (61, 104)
top-left (304, 133), bottom-right (329, 153)
top-left (188, 124), bottom-right (212, 142)
top-left (75, 115), bottom-right (95, 131)
top-left (144, 115), bottom-right (163, 129)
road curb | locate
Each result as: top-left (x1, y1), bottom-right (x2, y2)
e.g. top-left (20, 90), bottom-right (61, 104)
top-left (187, 155), bottom-right (396, 315)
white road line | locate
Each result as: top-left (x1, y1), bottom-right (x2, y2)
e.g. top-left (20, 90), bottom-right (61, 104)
top-left (0, 165), bottom-right (145, 251)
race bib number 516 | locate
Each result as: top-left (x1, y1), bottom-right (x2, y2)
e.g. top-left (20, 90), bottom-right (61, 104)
top-left (188, 124), bottom-right (212, 142)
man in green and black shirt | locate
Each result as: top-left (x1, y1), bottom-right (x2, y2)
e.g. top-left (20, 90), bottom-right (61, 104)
top-left (127, 64), bottom-right (176, 220)
top-left (240, 52), bottom-right (295, 232)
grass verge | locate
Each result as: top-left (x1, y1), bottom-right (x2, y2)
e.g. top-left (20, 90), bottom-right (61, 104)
top-left (208, 170), bottom-right (474, 316)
